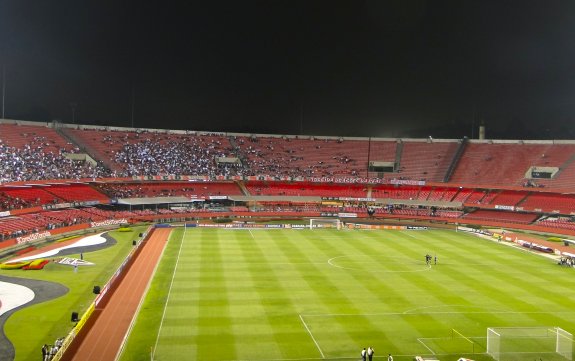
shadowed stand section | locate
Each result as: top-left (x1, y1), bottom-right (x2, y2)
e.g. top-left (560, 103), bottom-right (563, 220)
top-left (63, 228), bottom-right (171, 361)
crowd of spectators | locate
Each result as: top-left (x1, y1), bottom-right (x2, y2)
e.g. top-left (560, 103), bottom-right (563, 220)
top-left (95, 183), bottom-right (146, 198)
top-left (0, 212), bottom-right (93, 241)
top-left (94, 182), bottom-right (234, 199)
top-left (42, 337), bottom-right (64, 361)
top-left (235, 136), bottom-right (363, 178)
top-left (522, 179), bottom-right (545, 188)
top-left (0, 128), bottom-right (404, 181)
top-left (109, 133), bottom-right (245, 177)
top-left (0, 192), bottom-right (39, 210)
top-left (0, 136), bottom-right (110, 183)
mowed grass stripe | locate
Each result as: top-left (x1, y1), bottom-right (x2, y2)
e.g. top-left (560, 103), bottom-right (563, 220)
top-left (133, 228), bottom-right (575, 361)
top-left (305, 229), bottom-right (516, 354)
top-left (429, 231), bottom-right (575, 313)
top-left (310, 230), bottom-right (574, 355)
top-left (351, 231), bottom-right (500, 351)
top-left (297, 230), bottom-right (411, 353)
top-left (265, 230), bottom-right (392, 358)
top-left (303, 230), bottom-right (496, 356)
top-left (399, 231), bottom-right (575, 339)
top-left (231, 230), bottom-right (313, 360)
top-left (307, 231), bottom-right (440, 354)
top-left (158, 229), bottom-right (238, 360)
top-left (396, 231), bottom-right (564, 333)
top-left (298, 230), bottom-right (443, 355)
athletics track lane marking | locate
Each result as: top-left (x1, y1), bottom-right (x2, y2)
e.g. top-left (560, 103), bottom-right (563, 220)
top-left (69, 228), bottom-right (170, 361)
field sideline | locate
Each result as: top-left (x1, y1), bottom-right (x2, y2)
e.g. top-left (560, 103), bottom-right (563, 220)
top-left (120, 228), bottom-right (575, 361)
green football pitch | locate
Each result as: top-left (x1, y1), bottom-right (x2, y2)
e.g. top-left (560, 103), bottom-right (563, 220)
top-left (120, 228), bottom-right (575, 361)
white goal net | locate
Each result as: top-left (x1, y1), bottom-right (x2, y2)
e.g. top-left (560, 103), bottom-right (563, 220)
top-left (487, 327), bottom-right (573, 361)
top-left (309, 218), bottom-right (341, 230)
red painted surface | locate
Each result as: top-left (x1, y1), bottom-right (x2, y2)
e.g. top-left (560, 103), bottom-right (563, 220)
top-left (66, 228), bottom-right (170, 361)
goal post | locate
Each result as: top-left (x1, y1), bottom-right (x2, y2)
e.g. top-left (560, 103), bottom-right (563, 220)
top-left (309, 218), bottom-right (341, 230)
top-left (487, 327), bottom-right (573, 361)
top-left (486, 328), bottom-right (501, 361)
top-left (557, 327), bottom-right (574, 360)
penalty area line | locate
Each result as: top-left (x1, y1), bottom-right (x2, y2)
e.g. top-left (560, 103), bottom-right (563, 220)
top-left (417, 338), bottom-right (436, 355)
top-left (299, 314), bottom-right (326, 359)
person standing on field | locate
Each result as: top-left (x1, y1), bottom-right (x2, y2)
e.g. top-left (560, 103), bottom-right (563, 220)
top-left (387, 353), bottom-right (393, 361)
top-left (361, 347), bottom-right (367, 361)
top-left (367, 346), bottom-right (374, 361)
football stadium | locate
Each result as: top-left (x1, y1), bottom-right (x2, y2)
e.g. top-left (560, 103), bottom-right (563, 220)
top-left (0, 120), bottom-right (575, 361)
top-left (3, 2), bottom-right (575, 361)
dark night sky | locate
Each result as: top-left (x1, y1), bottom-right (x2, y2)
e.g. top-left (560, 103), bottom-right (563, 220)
top-left (1, 0), bottom-right (575, 139)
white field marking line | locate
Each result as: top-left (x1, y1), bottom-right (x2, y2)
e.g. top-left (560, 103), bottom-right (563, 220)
top-left (401, 231), bottom-right (421, 239)
top-left (402, 304), bottom-right (508, 314)
top-left (224, 261), bottom-right (327, 265)
top-left (456, 229), bottom-right (560, 262)
top-left (452, 328), bottom-right (474, 346)
top-left (301, 310), bottom-right (575, 317)
top-left (226, 355), bottom-right (472, 361)
top-left (299, 314), bottom-right (326, 359)
top-left (226, 353), bottom-right (493, 361)
top-left (152, 226), bottom-right (186, 360)
top-left (417, 338), bottom-right (436, 355)
top-left (419, 336), bottom-right (485, 341)
top-left (327, 255), bottom-right (431, 273)
top-left (116, 226), bottom-right (164, 361)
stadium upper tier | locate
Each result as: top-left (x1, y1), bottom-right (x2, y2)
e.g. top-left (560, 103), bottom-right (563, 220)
top-left (1, 119), bottom-right (575, 190)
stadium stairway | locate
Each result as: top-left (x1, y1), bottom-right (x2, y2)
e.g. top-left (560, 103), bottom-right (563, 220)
top-left (393, 140), bottom-right (403, 172)
top-left (59, 127), bottom-right (117, 172)
top-left (443, 136), bottom-right (468, 182)
top-left (237, 181), bottom-right (251, 196)
top-left (554, 153), bottom-right (575, 187)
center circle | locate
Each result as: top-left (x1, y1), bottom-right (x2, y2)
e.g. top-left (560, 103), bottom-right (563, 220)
top-left (327, 255), bottom-right (431, 273)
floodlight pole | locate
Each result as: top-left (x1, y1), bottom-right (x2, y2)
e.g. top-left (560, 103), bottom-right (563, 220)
top-left (70, 102), bottom-right (77, 124)
top-left (130, 85), bottom-right (135, 128)
top-left (299, 100), bottom-right (304, 134)
top-left (1, 64), bottom-right (5, 119)
top-left (366, 137), bottom-right (371, 178)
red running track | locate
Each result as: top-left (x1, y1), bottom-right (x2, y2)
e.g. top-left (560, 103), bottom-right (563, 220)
top-left (67, 228), bottom-right (171, 361)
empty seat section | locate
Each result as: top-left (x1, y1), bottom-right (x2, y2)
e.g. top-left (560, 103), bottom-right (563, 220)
top-left (450, 143), bottom-right (574, 186)
top-left (427, 187), bottom-right (458, 201)
top-left (46, 184), bottom-right (109, 202)
top-left (0, 124), bottom-right (75, 154)
top-left (490, 191), bottom-right (528, 207)
top-left (1, 186), bottom-right (62, 206)
top-left (396, 141), bottom-right (459, 182)
top-left (246, 181), bottom-right (367, 197)
top-left (371, 185), bottom-right (421, 200)
top-left (462, 209), bottom-right (538, 224)
top-left (236, 136), bottom-right (371, 177)
top-left (96, 182), bottom-right (242, 198)
top-left (519, 193), bottom-right (575, 214)
top-left (451, 188), bottom-right (473, 203)
top-left (536, 218), bottom-right (575, 231)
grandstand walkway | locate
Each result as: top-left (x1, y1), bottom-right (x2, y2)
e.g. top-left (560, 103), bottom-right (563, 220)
top-left (65, 228), bottom-right (170, 361)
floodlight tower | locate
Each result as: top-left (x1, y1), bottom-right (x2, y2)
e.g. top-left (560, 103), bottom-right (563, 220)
top-left (1, 63), bottom-right (5, 119)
